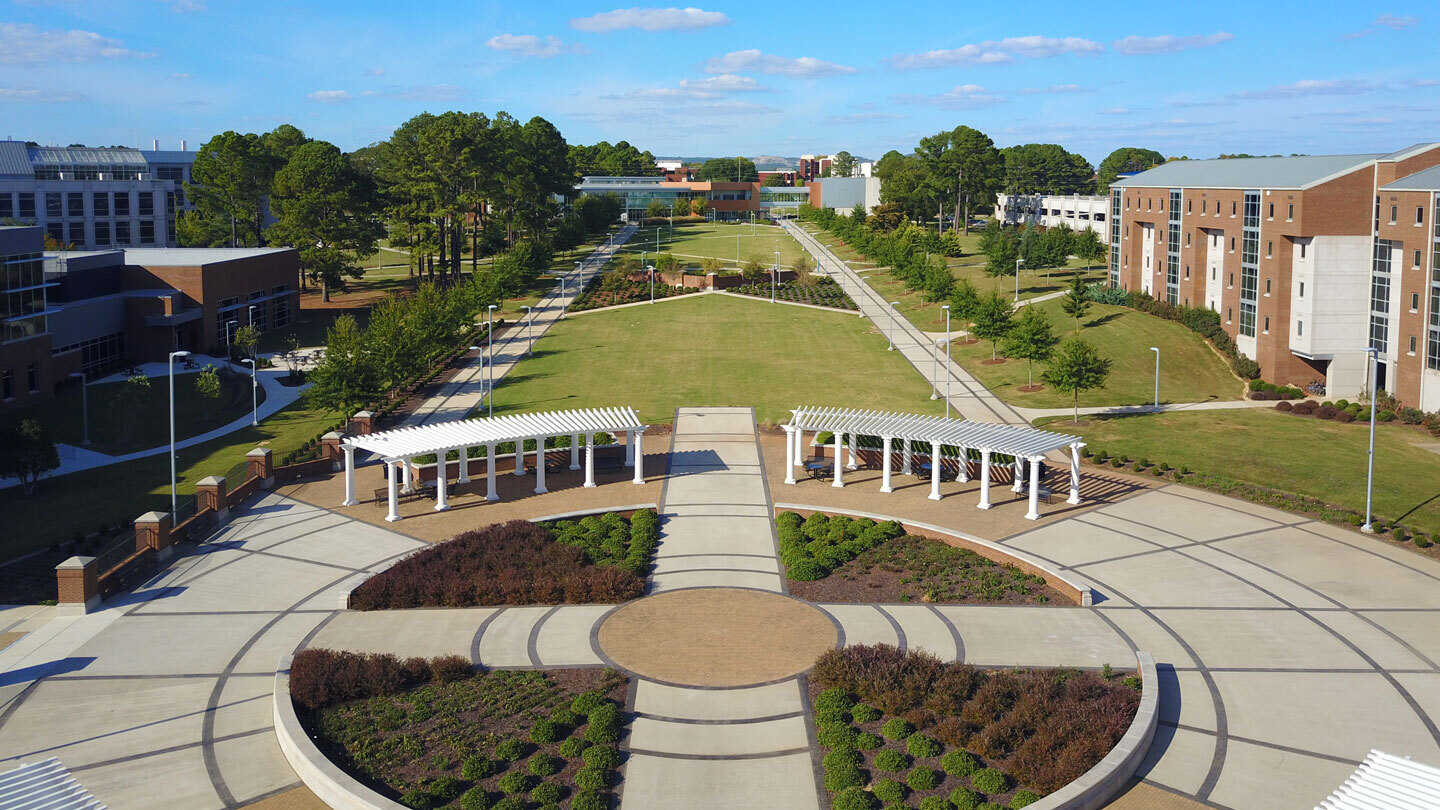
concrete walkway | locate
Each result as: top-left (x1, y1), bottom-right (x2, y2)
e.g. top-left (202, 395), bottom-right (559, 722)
top-left (403, 226), bottom-right (638, 426)
top-left (1014, 397), bottom-right (1278, 421)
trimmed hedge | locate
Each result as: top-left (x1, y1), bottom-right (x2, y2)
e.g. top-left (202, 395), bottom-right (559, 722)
top-left (777, 511), bottom-right (904, 581)
top-left (289, 649), bottom-right (472, 710)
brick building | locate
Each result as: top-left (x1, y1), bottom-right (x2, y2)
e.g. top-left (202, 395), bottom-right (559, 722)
top-left (1110, 144), bottom-right (1440, 409)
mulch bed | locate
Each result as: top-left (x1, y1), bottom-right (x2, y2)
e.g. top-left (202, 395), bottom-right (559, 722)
top-left (787, 535), bottom-right (1065, 606)
top-left (1016, 384), bottom-right (1043, 393)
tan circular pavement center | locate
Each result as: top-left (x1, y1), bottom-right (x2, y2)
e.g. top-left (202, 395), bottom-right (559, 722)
top-left (596, 588), bottom-right (839, 687)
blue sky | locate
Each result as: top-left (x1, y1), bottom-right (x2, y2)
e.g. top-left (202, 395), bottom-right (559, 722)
top-left (3, 1), bottom-right (1437, 166)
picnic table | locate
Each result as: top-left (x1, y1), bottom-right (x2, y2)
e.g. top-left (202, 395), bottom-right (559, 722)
top-left (805, 459), bottom-right (831, 481)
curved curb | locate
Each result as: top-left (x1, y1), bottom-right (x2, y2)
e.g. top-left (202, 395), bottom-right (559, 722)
top-left (273, 655), bottom-right (408, 810)
top-left (526, 503), bottom-right (659, 523)
top-left (772, 503), bottom-right (1094, 606)
top-left (1025, 651), bottom-right (1159, 810)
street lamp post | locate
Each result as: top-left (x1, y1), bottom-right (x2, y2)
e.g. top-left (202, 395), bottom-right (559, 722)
top-left (168, 350), bottom-right (190, 514)
top-left (224, 319), bottom-right (237, 368)
top-left (1149, 347), bottom-right (1160, 410)
top-left (930, 339), bottom-right (941, 400)
top-left (522, 305), bottom-right (534, 355)
top-left (942, 305), bottom-right (952, 419)
top-left (247, 304), bottom-right (257, 327)
top-left (1015, 257), bottom-right (1025, 302)
top-left (772, 239), bottom-right (779, 304)
top-left (1361, 347), bottom-right (1380, 532)
top-left (69, 372), bottom-right (90, 445)
top-left (648, 266), bottom-right (655, 303)
top-left (486, 305), bottom-right (497, 418)
top-left (241, 358), bottom-right (258, 426)
top-left (887, 301), bottom-right (899, 351)
top-left (558, 277), bottom-right (567, 319)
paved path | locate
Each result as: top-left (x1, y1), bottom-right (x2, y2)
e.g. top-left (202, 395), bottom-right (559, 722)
top-left (1014, 398), bottom-right (1278, 421)
top-left (403, 226), bottom-right (638, 426)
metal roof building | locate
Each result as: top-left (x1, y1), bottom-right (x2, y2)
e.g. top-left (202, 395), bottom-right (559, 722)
top-left (1111, 153), bottom-right (1384, 190)
top-left (0, 757), bottom-right (106, 809)
top-left (1316, 749), bottom-right (1440, 809)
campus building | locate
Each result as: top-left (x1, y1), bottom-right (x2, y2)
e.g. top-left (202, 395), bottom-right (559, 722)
top-left (572, 176), bottom-right (881, 221)
top-left (0, 141), bottom-right (197, 251)
top-left (1110, 144), bottom-right (1440, 409)
top-left (798, 155), bottom-right (874, 181)
top-left (0, 225), bottom-right (299, 414)
top-left (995, 193), bottom-right (1108, 235)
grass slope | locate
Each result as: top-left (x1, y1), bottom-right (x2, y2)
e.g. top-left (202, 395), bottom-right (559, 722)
top-left (616, 221), bottom-right (807, 269)
top-left (491, 294), bottom-right (943, 425)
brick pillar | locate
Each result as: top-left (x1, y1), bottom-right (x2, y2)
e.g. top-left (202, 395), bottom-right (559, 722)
top-left (321, 431), bottom-right (344, 471)
top-left (135, 511), bottom-right (174, 560)
top-left (247, 447), bottom-right (274, 489)
top-left (195, 476), bottom-right (229, 523)
top-left (55, 556), bottom-right (100, 616)
top-left (352, 410), bottom-right (375, 435)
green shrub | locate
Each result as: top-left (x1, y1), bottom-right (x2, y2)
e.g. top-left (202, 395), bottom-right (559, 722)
top-left (855, 732), bottom-right (883, 750)
top-left (1136, 457), bottom-right (1150, 469)
top-left (907, 734), bottom-right (942, 758)
top-left (497, 772), bottom-right (529, 795)
top-left (872, 778), bottom-right (907, 803)
top-left (1110, 458), bottom-right (1123, 468)
top-left (1394, 527), bottom-right (1410, 543)
top-left (585, 703), bottom-right (622, 743)
top-left (490, 799), bottom-right (524, 810)
top-left (817, 722), bottom-right (858, 749)
top-left (950, 787), bottom-right (981, 810)
top-left (461, 756), bottom-right (495, 780)
top-left (824, 749), bottom-right (861, 770)
top-left (825, 759), bottom-right (865, 791)
top-left (1378, 410), bottom-right (1396, 422)
top-left (1010, 790), bottom-right (1041, 808)
top-left (907, 766), bottom-right (939, 791)
top-left (815, 706), bottom-right (851, 725)
top-left (851, 703), bottom-right (882, 723)
top-left (494, 738), bottom-right (527, 761)
top-left (920, 797), bottom-right (953, 810)
top-left (570, 691), bottom-right (607, 715)
top-left (874, 749), bottom-right (910, 772)
top-left (529, 719), bottom-right (561, 745)
top-left (530, 783), bottom-right (562, 805)
top-left (399, 789), bottom-right (433, 809)
top-left (549, 707), bottom-right (579, 728)
top-left (972, 768), bottom-right (1009, 794)
top-left (528, 753), bottom-right (559, 777)
top-left (832, 787), bottom-right (879, 810)
top-left (570, 791), bottom-right (607, 810)
top-left (1417, 534), bottom-right (1434, 549)
top-left (941, 750), bottom-right (981, 777)
top-left (574, 765), bottom-right (610, 792)
top-left (558, 737), bottom-right (589, 758)
top-left (816, 687), bottom-right (856, 714)
top-left (882, 717), bottom-right (914, 740)
top-left (458, 786), bottom-right (490, 810)
top-left (582, 744), bottom-right (621, 770)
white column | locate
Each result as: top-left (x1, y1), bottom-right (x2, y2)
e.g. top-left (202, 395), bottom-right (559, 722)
top-left (1025, 457), bottom-right (1042, 520)
top-left (1068, 445), bottom-right (1083, 505)
top-left (1012, 459), bottom-right (1025, 493)
top-left (977, 450), bottom-right (992, 509)
top-left (632, 432), bottom-right (644, 485)
top-left (902, 440), bottom-right (912, 475)
top-left (435, 462), bottom-right (449, 511)
top-left (783, 427), bottom-right (796, 485)
top-left (401, 457), bottom-right (413, 493)
top-left (385, 460), bottom-right (400, 522)
top-left (534, 436), bottom-right (548, 493)
top-left (929, 441), bottom-right (943, 500)
top-left (584, 433), bottom-right (596, 488)
top-left (341, 446), bottom-right (357, 506)
top-left (458, 447), bottom-right (470, 484)
top-left (513, 439), bottom-right (526, 475)
top-left (792, 428), bottom-right (802, 467)
top-left (846, 433), bottom-right (859, 469)
top-left (880, 435), bottom-right (893, 493)
top-left (570, 433), bottom-right (581, 470)
top-left (485, 443), bottom-right (498, 501)
top-left (624, 430), bottom-right (635, 466)
top-left (831, 433), bottom-right (844, 487)
top-left (956, 448), bottom-right (969, 483)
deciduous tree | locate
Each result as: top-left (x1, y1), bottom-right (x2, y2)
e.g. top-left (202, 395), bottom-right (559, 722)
top-left (1061, 273), bottom-right (1091, 330)
top-left (971, 291), bottom-right (1015, 360)
top-left (915, 125), bottom-right (1002, 234)
top-left (0, 418), bottom-right (59, 495)
top-left (268, 141), bottom-right (384, 302)
top-left (1003, 306), bottom-right (1059, 386)
top-left (1096, 147), bottom-right (1164, 193)
top-left (1044, 337), bottom-right (1113, 422)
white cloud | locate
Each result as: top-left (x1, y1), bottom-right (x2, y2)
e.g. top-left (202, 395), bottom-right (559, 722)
top-left (169, 72), bottom-right (191, 79)
top-left (0, 23), bottom-right (154, 65)
top-left (1112, 32), bottom-right (1233, 55)
top-left (1344, 13), bottom-right (1419, 38)
top-left (1236, 79), bottom-right (1374, 99)
top-left (892, 84), bottom-right (1003, 109)
top-left (1019, 84), bottom-right (1091, 95)
top-left (570, 7), bottom-right (729, 32)
top-left (891, 36), bottom-right (1102, 69)
top-left (618, 73), bottom-right (765, 100)
top-left (0, 86), bottom-right (85, 103)
top-left (703, 49), bottom-right (855, 77)
top-left (306, 89), bottom-right (351, 102)
top-left (485, 33), bottom-right (581, 59)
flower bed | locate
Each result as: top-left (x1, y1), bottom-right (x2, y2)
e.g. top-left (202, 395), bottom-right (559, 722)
top-left (294, 649), bottom-right (627, 810)
top-left (569, 277), bottom-right (699, 312)
top-left (812, 645), bottom-right (1139, 810)
top-left (349, 511), bottom-right (658, 609)
top-left (729, 278), bottom-right (857, 310)
top-left (778, 513), bottom-right (1059, 605)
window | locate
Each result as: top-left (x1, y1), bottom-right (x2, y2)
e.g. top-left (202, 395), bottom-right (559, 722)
top-left (1287, 204), bottom-right (1294, 220)
top-left (115, 220), bottom-right (131, 244)
top-left (1415, 249), bottom-right (1422, 268)
top-left (18, 193), bottom-right (34, 219)
top-left (1412, 335), bottom-right (1419, 354)
top-left (46, 192), bottom-right (61, 218)
top-left (1212, 267), bottom-right (1217, 280)
top-left (65, 222), bottom-right (82, 246)
top-left (1413, 292), bottom-right (1422, 311)
top-left (1, 369), bottom-right (10, 399)
top-left (1300, 281), bottom-right (1305, 298)
top-left (139, 220), bottom-right (155, 244)
top-left (1187, 200), bottom-right (1192, 213)
top-left (1202, 201), bottom-right (1208, 214)
top-left (1389, 205), bottom-right (1398, 225)
top-left (1297, 320), bottom-right (1304, 337)
top-left (113, 192), bottom-right (129, 216)
top-left (26, 363), bottom-right (37, 393)
top-left (1268, 203), bottom-right (1274, 219)
top-left (45, 222), bottom-right (63, 243)
top-left (67, 193), bottom-right (83, 218)
top-left (1266, 240), bottom-right (1272, 258)
top-left (95, 221), bottom-right (110, 246)
top-left (92, 192), bottom-right (108, 217)
top-left (1227, 307), bottom-right (1233, 322)
top-left (1264, 317), bottom-right (1270, 333)
top-left (1299, 242), bottom-right (1307, 260)
top-left (1230, 237), bottom-right (1235, 252)
top-left (0, 194), bottom-right (10, 219)
top-left (1418, 206), bottom-right (1425, 226)
top-left (1265, 278), bottom-right (1271, 295)
top-left (1229, 273), bottom-right (1234, 287)
top-left (1185, 265), bottom-right (1190, 279)
top-left (1186, 232), bottom-right (1191, 247)
top-left (139, 193), bottom-right (154, 216)
top-left (1232, 201), bottom-right (1237, 216)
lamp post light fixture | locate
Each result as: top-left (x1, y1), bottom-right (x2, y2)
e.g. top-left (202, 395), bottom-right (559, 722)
top-left (1014, 257), bottom-right (1025, 302)
top-left (942, 305), bottom-right (952, 419)
top-left (69, 371), bottom-right (90, 445)
top-left (887, 301), bottom-right (899, 351)
top-left (1361, 347), bottom-right (1380, 533)
top-left (486, 305), bottom-right (497, 418)
top-left (168, 350), bottom-right (190, 514)
top-left (247, 304), bottom-right (257, 327)
top-left (240, 358), bottom-right (258, 426)
top-left (1149, 347), bottom-right (1160, 411)
top-left (522, 305), bottom-right (535, 356)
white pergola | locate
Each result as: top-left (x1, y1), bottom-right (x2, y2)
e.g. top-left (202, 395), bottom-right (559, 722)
top-left (342, 407), bottom-right (647, 522)
top-left (784, 406), bottom-right (1084, 520)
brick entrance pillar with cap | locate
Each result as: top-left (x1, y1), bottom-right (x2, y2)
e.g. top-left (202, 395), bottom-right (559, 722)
top-left (351, 410), bottom-right (376, 435)
top-left (135, 511), bottom-right (174, 560)
top-left (321, 432), bottom-right (344, 471)
top-left (55, 556), bottom-right (100, 616)
top-left (247, 448), bottom-right (274, 489)
top-left (195, 476), bottom-right (229, 523)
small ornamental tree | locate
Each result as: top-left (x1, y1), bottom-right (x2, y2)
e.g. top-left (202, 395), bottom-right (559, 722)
top-left (233, 324), bottom-right (260, 359)
top-left (792, 254), bottom-right (815, 285)
top-left (0, 418), bottom-right (60, 495)
top-left (671, 197), bottom-right (691, 218)
top-left (1004, 306), bottom-right (1059, 387)
top-left (112, 373), bottom-right (152, 445)
top-left (984, 227), bottom-right (1020, 278)
top-left (1061, 272), bottom-right (1091, 331)
top-left (742, 253), bottom-right (767, 283)
top-left (1044, 336), bottom-right (1113, 422)
top-left (645, 199), bottom-right (668, 219)
top-left (690, 197), bottom-right (709, 217)
top-left (971, 290), bottom-right (1015, 360)
top-left (195, 365), bottom-right (222, 420)
top-left (949, 278), bottom-right (981, 335)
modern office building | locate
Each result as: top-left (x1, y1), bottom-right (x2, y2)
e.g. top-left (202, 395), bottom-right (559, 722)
top-left (806, 177), bottom-right (881, 216)
top-left (571, 175), bottom-right (879, 221)
top-left (996, 193), bottom-right (1108, 235)
top-left (1110, 144), bottom-right (1440, 409)
top-left (0, 224), bottom-right (299, 414)
top-left (0, 141), bottom-right (197, 251)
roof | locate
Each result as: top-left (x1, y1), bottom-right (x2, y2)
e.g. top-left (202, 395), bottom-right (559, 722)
top-left (787, 407), bottom-right (1082, 459)
top-left (1381, 164), bottom-right (1440, 191)
top-left (0, 757), bottom-right (107, 809)
top-left (1316, 749), bottom-right (1440, 809)
top-left (0, 141), bottom-right (32, 177)
top-left (1111, 153), bottom-right (1383, 191)
top-left (119, 247), bottom-right (294, 266)
top-left (345, 407), bottom-right (647, 461)
top-left (1378, 142), bottom-right (1440, 162)
top-left (30, 146), bottom-right (148, 167)
top-left (137, 149), bottom-right (196, 164)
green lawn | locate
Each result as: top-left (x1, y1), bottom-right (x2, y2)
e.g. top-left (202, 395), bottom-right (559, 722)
top-left (1, 398), bottom-right (342, 562)
top-left (954, 300), bottom-right (1242, 409)
top-left (617, 221), bottom-right (807, 270)
top-left (1038, 409), bottom-right (1440, 537)
top-left (3, 369), bottom-right (258, 455)
top-left (489, 294), bottom-right (944, 426)
top-left (259, 307), bottom-right (372, 352)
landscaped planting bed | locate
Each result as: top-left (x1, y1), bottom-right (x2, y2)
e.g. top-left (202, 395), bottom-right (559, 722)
top-left (730, 278), bottom-right (857, 310)
top-left (349, 510), bottom-right (659, 609)
top-left (569, 277), bottom-right (700, 311)
top-left (811, 645), bottom-right (1140, 810)
top-left (293, 649), bottom-right (627, 810)
top-left (778, 513), bottom-right (1059, 605)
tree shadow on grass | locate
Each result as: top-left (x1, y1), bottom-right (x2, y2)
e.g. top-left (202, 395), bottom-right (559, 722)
top-left (1083, 312), bottom-right (1123, 329)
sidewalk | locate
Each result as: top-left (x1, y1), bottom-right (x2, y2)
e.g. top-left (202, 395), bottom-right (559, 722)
top-left (402, 225), bottom-right (638, 426)
top-left (1014, 397), bottom-right (1278, 421)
